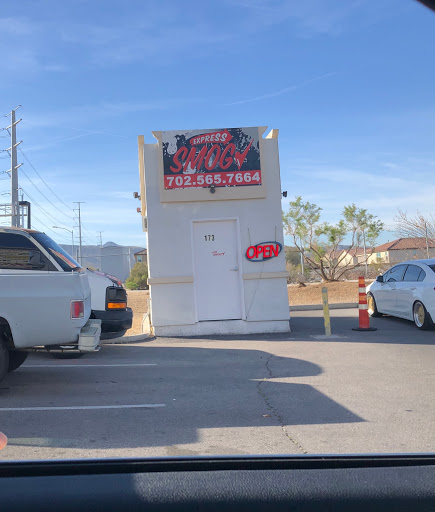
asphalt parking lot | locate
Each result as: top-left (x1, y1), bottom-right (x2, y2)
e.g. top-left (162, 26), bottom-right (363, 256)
top-left (1, 309), bottom-right (434, 460)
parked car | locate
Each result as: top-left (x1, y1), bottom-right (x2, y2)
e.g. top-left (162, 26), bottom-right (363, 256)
top-left (366, 259), bottom-right (435, 330)
top-left (0, 227), bottom-right (101, 382)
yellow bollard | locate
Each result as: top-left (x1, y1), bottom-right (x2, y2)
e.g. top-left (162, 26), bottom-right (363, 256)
top-left (322, 287), bottom-right (332, 336)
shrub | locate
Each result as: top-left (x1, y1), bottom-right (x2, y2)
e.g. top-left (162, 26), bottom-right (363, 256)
top-left (125, 261), bottom-right (149, 290)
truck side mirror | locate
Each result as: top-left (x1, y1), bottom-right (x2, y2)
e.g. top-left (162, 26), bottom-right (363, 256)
top-left (376, 275), bottom-right (384, 283)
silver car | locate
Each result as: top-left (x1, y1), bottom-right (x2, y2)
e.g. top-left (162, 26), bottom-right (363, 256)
top-left (366, 259), bottom-right (435, 330)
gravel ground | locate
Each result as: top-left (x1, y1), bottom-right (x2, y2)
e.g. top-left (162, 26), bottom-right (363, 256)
top-left (125, 290), bottom-right (149, 335)
top-left (288, 281), bottom-right (371, 306)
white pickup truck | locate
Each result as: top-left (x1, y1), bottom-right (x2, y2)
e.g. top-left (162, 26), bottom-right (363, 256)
top-left (0, 227), bottom-right (103, 383)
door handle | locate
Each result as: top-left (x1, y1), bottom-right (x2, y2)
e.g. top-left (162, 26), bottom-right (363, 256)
top-left (231, 267), bottom-right (239, 271)
top-left (410, 287), bottom-right (416, 290)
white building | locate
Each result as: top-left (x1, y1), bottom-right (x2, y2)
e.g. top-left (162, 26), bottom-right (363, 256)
top-left (138, 126), bottom-right (290, 337)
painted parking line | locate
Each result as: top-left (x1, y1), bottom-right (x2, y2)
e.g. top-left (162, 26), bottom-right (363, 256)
top-left (0, 404), bottom-right (166, 412)
top-left (22, 364), bottom-right (158, 368)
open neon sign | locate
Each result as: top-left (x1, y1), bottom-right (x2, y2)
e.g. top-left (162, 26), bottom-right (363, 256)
top-left (246, 242), bottom-right (282, 262)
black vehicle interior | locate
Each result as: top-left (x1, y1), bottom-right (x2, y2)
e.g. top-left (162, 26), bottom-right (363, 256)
top-left (1, 455), bottom-right (434, 511)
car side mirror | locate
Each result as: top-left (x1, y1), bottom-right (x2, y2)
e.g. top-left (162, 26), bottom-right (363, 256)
top-left (376, 275), bottom-right (384, 283)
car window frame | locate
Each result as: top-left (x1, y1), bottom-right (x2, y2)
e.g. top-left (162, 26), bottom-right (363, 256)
top-left (386, 264), bottom-right (407, 282)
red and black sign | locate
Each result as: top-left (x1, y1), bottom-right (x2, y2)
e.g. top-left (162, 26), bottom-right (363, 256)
top-left (162, 127), bottom-right (261, 189)
top-left (246, 242), bottom-right (282, 262)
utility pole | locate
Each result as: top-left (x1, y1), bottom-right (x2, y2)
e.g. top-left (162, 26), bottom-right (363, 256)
top-left (424, 221), bottom-right (429, 259)
top-left (363, 230), bottom-right (368, 277)
top-left (74, 202), bottom-right (85, 265)
top-left (53, 226), bottom-right (74, 257)
top-left (19, 188), bottom-right (24, 228)
top-left (98, 231), bottom-right (103, 271)
top-left (6, 106), bottom-right (22, 227)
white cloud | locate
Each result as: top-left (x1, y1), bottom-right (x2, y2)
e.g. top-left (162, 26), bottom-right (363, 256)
top-left (230, 0), bottom-right (403, 38)
top-left (43, 64), bottom-right (69, 72)
top-left (22, 101), bottom-right (173, 130)
top-left (0, 17), bottom-right (35, 35)
top-left (281, 161), bottom-right (435, 228)
top-left (58, 19), bottom-right (234, 65)
top-left (225, 72), bottom-right (335, 106)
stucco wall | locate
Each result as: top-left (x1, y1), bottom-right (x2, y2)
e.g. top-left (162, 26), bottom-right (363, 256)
top-left (367, 248), bottom-right (435, 265)
top-left (141, 129), bottom-right (289, 335)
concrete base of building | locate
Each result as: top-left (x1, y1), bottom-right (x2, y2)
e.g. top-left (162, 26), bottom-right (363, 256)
top-left (152, 319), bottom-right (291, 337)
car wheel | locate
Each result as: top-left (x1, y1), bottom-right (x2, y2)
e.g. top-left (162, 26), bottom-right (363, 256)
top-left (7, 350), bottom-right (28, 372)
top-left (0, 340), bottom-right (9, 384)
top-left (413, 301), bottom-right (433, 330)
top-left (367, 293), bottom-right (381, 317)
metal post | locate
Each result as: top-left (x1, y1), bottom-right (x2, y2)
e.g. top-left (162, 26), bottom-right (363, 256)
top-left (300, 237), bottom-right (304, 274)
top-left (74, 202), bottom-right (85, 265)
top-left (98, 231), bottom-right (103, 271)
top-left (19, 188), bottom-right (24, 228)
top-left (425, 222), bottom-right (429, 259)
top-left (53, 226), bottom-right (74, 257)
top-left (322, 287), bottom-right (331, 337)
top-left (8, 107), bottom-right (22, 227)
top-left (363, 230), bottom-right (367, 277)
top-left (26, 201), bottom-right (31, 229)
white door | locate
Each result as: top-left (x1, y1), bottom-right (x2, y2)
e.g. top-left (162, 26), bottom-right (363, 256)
top-left (193, 220), bottom-right (242, 321)
top-left (396, 264), bottom-right (423, 319)
top-left (376, 264), bottom-right (406, 313)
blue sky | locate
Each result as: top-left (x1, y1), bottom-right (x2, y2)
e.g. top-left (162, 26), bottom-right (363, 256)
top-left (0, 0), bottom-right (434, 248)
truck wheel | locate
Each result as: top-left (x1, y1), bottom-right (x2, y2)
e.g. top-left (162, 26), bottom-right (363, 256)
top-left (0, 341), bottom-right (9, 383)
top-left (8, 351), bottom-right (28, 372)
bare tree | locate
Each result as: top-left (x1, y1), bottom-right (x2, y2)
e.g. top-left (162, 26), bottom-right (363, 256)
top-left (394, 210), bottom-right (435, 258)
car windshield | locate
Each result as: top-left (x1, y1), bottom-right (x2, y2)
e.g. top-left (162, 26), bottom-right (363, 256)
top-left (0, 0), bottom-right (434, 465)
top-left (32, 232), bottom-right (82, 271)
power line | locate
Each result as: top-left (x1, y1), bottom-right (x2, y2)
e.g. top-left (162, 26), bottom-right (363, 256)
top-left (31, 213), bottom-right (71, 241)
top-left (20, 167), bottom-right (73, 222)
top-left (17, 146), bottom-right (74, 212)
top-left (20, 187), bottom-right (64, 226)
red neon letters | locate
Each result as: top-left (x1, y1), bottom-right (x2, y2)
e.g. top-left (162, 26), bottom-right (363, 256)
top-left (246, 243), bottom-right (281, 261)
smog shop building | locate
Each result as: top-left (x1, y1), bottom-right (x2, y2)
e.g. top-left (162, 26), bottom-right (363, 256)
top-left (138, 126), bottom-right (290, 337)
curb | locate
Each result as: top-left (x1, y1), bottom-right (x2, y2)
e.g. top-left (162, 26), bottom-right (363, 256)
top-left (102, 333), bottom-right (151, 344)
top-left (290, 303), bottom-right (358, 311)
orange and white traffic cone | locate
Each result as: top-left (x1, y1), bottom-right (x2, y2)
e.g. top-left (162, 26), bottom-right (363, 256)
top-left (0, 431), bottom-right (7, 451)
top-left (352, 276), bottom-right (377, 331)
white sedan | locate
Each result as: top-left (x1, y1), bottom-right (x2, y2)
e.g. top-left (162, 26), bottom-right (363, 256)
top-left (366, 259), bottom-right (435, 330)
